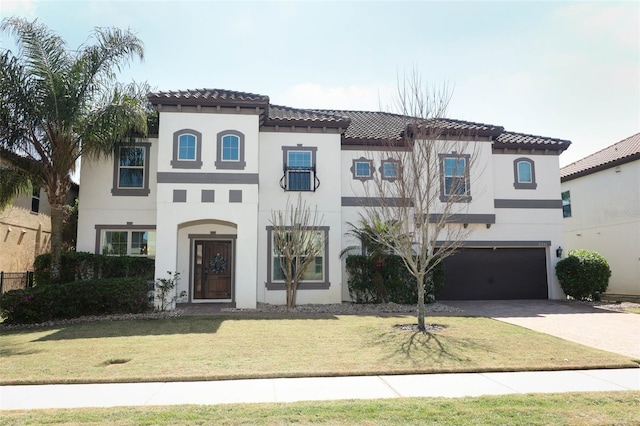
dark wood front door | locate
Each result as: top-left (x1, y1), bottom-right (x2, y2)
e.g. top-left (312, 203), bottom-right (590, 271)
top-left (194, 240), bottom-right (233, 300)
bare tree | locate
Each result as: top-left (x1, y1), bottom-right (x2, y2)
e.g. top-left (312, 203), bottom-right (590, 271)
top-left (357, 72), bottom-right (482, 331)
top-left (269, 195), bottom-right (326, 309)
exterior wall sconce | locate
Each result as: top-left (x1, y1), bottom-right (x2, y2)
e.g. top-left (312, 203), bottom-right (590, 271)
top-left (556, 246), bottom-right (563, 258)
top-left (463, 223), bottom-right (469, 228)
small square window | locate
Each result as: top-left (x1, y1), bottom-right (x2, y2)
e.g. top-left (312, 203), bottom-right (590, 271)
top-left (355, 162), bottom-right (370, 177)
top-left (380, 159), bottom-right (400, 181)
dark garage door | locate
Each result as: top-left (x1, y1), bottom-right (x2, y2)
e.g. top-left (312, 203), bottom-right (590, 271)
top-left (438, 248), bottom-right (548, 300)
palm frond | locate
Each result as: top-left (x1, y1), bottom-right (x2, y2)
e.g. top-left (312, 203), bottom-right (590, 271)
top-left (0, 163), bottom-right (32, 209)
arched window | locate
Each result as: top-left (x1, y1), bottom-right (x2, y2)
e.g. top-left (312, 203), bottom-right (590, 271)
top-left (215, 130), bottom-right (246, 170)
top-left (513, 158), bottom-right (537, 189)
top-left (171, 129), bottom-right (202, 169)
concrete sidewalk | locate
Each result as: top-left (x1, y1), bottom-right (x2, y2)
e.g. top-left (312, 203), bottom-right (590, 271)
top-left (2, 368), bottom-right (638, 410)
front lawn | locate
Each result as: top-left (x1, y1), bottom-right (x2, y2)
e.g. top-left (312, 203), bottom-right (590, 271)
top-left (0, 315), bottom-right (635, 385)
top-left (2, 392), bottom-right (639, 425)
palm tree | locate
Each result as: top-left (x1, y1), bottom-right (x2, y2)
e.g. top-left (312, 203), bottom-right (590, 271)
top-left (0, 17), bottom-right (149, 282)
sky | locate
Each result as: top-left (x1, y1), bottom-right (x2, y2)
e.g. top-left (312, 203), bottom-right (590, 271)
top-left (1, 0), bottom-right (638, 167)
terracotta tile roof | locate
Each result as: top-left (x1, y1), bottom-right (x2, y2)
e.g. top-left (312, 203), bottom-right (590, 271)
top-left (149, 88), bottom-right (570, 151)
top-left (148, 89), bottom-right (269, 106)
top-left (316, 110), bottom-right (410, 141)
top-left (267, 105), bottom-right (351, 127)
top-left (561, 132), bottom-right (640, 181)
top-left (495, 131), bottom-right (572, 150)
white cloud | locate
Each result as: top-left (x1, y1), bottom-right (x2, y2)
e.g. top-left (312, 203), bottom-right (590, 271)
top-left (1, 0), bottom-right (36, 19)
top-left (277, 83), bottom-right (394, 111)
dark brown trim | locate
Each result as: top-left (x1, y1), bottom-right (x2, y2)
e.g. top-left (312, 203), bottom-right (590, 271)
top-left (265, 282), bottom-right (331, 290)
top-left (428, 214), bottom-right (496, 224)
top-left (341, 197), bottom-right (413, 207)
top-left (157, 172), bottom-right (259, 184)
top-left (173, 189), bottom-right (187, 202)
top-left (494, 199), bottom-right (562, 209)
top-left (513, 157), bottom-right (537, 190)
top-left (435, 240), bottom-right (551, 248)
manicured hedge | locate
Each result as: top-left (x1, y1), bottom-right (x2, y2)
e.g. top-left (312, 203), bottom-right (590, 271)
top-left (556, 249), bottom-right (611, 301)
top-left (345, 254), bottom-right (445, 304)
top-left (34, 252), bottom-right (154, 285)
top-left (0, 278), bottom-right (152, 324)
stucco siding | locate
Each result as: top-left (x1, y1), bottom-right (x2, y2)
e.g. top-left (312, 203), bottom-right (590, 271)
top-left (562, 160), bottom-right (640, 298)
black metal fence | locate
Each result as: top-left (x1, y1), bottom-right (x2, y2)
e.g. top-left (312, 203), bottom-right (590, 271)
top-left (0, 271), bottom-right (34, 293)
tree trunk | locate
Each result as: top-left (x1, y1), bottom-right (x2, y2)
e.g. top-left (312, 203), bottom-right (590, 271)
top-left (416, 275), bottom-right (426, 331)
top-left (49, 202), bottom-right (65, 283)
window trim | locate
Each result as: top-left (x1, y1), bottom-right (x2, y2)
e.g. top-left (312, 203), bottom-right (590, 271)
top-left (31, 186), bottom-right (40, 213)
top-left (265, 225), bottom-right (330, 290)
top-left (172, 129), bottom-right (203, 169)
top-left (562, 190), bottom-right (572, 218)
top-left (513, 157), bottom-right (537, 189)
top-left (351, 157), bottom-right (374, 182)
top-left (215, 130), bottom-right (246, 170)
top-left (380, 158), bottom-right (400, 182)
top-left (111, 143), bottom-right (151, 196)
top-left (94, 223), bottom-right (157, 257)
top-left (439, 153), bottom-right (471, 203)
top-left (281, 144), bottom-right (318, 192)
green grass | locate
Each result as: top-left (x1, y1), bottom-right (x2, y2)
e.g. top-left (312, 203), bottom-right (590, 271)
top-left (2, 391), bottom-right (639, 425)
top-left (0, 315), bottom-right (636, 385)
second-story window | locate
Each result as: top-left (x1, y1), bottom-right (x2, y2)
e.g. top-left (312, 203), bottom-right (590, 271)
top-left (31, 186), bottom-right (40, 213)
top-left (513, 157), bottom-right (537, 189)
top-left (351, 157), bottom-right (374, 182)
top-left (562, 190), bottom-right (572, 218)
top-left (439, 153), bottom-right (471, 202)
top-left (380, 159), bottom-right (400, 181)
top-left (222, 134), bottom-right (240, 161)
top-left (172, 129), bottom-right (202, 169)
top-left (215, 130), bottom-right (246, 170)
top-left (111, 143), bottom-right (151, 196)
top-left (178, 134), bottom-right (196, 161)
top-left (280, 145), bottom-right (319, 191)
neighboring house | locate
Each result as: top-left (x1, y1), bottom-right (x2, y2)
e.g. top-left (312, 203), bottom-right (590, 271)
top-left (0, 181), bottom-right (79, 274)
top-left (76, 88), bottom-right (571, 308)
top-left (561, 133), bottom-right (640, 301)
top-left (0, 186), bottom-right (52, 273)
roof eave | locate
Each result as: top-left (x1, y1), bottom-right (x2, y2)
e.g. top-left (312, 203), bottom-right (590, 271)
top-left (561, 152), bottom-right (640, 182)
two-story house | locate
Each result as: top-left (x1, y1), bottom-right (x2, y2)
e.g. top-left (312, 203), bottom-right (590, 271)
top-left (76, 88), bottom-right (571, 308)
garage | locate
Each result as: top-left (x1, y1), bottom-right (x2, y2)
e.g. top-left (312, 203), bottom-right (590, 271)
top-left (438, 248), bottom-right (548, 300)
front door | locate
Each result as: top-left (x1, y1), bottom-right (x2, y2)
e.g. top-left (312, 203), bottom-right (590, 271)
top-left (193, 240), bottom-right (233, 300)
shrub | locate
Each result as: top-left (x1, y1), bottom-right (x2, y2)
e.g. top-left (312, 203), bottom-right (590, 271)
top-left (0, 278), bottom-right (152, 324)
top-left (34, 252), bottom-right (154, 285)
top-left (555, 249), bottom-right (611, 301)
top-left (345, 254), bottom-right (445, 304)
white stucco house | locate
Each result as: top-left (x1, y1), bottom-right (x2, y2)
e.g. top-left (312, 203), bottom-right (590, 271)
top-left (561, 132), bottom-right (640, 301)
top-left (76, 88), bottom-right (571, 308)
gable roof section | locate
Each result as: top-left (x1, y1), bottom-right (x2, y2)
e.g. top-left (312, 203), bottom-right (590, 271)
top-left (561, 132), bottom-right (640, 181)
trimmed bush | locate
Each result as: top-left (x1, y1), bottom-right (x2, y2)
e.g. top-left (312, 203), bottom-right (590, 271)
top-left (34, 252), bottom-right (154, 285)
top-left (0, 277), bottom-right (152, 324)
top-left (555, 249), bottom-right (611, 301)
top-left (345, 254), bottom-right (445, 304)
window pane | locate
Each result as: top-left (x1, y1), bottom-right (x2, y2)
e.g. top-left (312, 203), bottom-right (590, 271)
top-left (103, 231), bottom-right (128, 255)
top-left (119, 169), bottom-right (144, 188)
top-left (383, 162), bottom-right (397, 177)
top-left (517, 161), bottom-right (532, 183)
top-left (301, 257), bottom-right (323, 280)
top-left (273, 257), bottom-right (285, 280)
top-left (178, 134), bottom-right (196, 160)
top-left (562, 191), bottom-right (572, 218)
top-left (120, 148), bottom-right (145, 167)
top-left (288, 151), bottom-right (312, 168)
top-left (355, 162), bottom-right (370, 177)
top-left (444, 157), bottom-right (465, 176)
top-left (222, 135), bottom-right (239, 161)
top-left (131, 231), bottom-right (149, 256)
top-left (445, 177), bottom-right (467, 195)
top-left (288, 170), bottom-right (311, 190)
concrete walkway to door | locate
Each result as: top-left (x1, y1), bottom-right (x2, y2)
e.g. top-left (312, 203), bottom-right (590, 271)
top-left (444, 300), bottom-right (640, 360)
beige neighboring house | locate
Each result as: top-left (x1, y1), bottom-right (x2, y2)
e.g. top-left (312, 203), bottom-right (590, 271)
top-left (0, 186), bottom-right (52, 272)
top-left (560, 132), bottom-right (640, 301)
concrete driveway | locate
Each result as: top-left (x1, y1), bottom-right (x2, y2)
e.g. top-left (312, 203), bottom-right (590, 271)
top-left (444, 300), bottom-right (640, 360)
